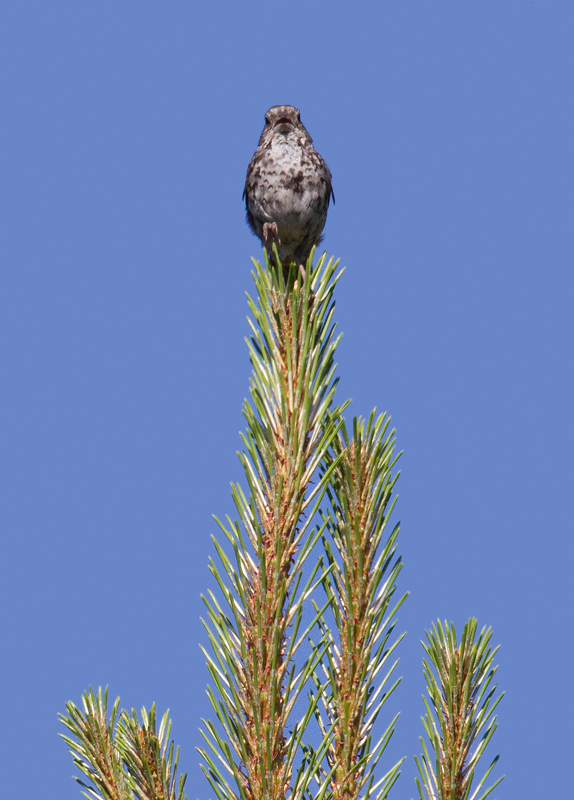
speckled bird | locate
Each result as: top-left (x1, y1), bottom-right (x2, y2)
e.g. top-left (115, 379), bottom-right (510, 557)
top-left (243, 105), bottom-right (334, 270)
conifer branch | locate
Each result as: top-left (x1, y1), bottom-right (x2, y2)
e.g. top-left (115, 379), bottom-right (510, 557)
top-left (59, 687), bottom-right (187, 800)
top-left (200, 250), bottom-right (347, 800)
top-left (118, 704), bottom-right (188, 800)
top-left (311, 412), bottom-right (407, 800)
top-left (60, 687), bottom-right (129, 800)
top-left (414, 619), bottom-right (504, 800)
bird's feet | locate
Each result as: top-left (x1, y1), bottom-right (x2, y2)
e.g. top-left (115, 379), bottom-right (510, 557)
top-left (262, 221), bottom-right (280, 247)
top-left (263, 222), bottom-right (283, 270)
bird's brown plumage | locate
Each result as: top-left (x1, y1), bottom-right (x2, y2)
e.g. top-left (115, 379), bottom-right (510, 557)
top-left (244, 105), bottom-right (334, 271)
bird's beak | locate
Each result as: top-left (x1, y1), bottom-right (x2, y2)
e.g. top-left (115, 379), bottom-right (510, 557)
top-left (274, 118), bottom-right (295, 134)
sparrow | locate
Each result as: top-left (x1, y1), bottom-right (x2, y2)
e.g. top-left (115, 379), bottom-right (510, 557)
top-left (243, 105), bottom-right (334, 272)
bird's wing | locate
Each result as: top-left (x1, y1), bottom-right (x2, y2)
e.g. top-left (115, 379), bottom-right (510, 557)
top-left (243, 148), bottom-right (264, 200)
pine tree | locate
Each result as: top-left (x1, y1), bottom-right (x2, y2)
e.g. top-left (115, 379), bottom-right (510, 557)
top-left (60, 251), bottom-right (503, 800)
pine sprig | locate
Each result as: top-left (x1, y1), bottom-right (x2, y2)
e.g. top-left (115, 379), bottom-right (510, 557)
top-left (313, 411), bottom-right (407, 800)
top-left (60, 687), bottom-right (131, 800)
top-left (414, 619), bottom-right (504, 800)
top-left (200, 251), bottom-right (348, 800)
top-left (59, 687), bottom-right (187, 800)
top-left (118, 704), bottom-right (188, 800)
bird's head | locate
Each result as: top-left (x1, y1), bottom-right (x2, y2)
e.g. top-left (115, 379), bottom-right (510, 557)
top-left (258, 105), bottom-right (312, 145)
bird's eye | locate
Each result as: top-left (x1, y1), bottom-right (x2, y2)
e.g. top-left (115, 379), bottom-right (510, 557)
top-left (265, 116), bottom-right (271, 125)
top-left (297, 112), bottom-right (301, 122)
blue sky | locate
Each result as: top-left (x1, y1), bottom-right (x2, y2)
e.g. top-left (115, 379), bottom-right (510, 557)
top-left (1, 2), bottom-right (572, 797)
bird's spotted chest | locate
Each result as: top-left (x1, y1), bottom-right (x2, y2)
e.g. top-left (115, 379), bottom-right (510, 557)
top-left (254, 136), bottom-right (323, 222)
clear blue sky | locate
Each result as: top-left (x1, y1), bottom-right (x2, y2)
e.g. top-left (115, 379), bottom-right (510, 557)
top-left (1, 2), bottom-right (572, 797)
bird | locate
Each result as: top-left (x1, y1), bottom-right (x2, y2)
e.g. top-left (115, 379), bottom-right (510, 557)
top-left (243, 105), bottom-right (334, 275)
